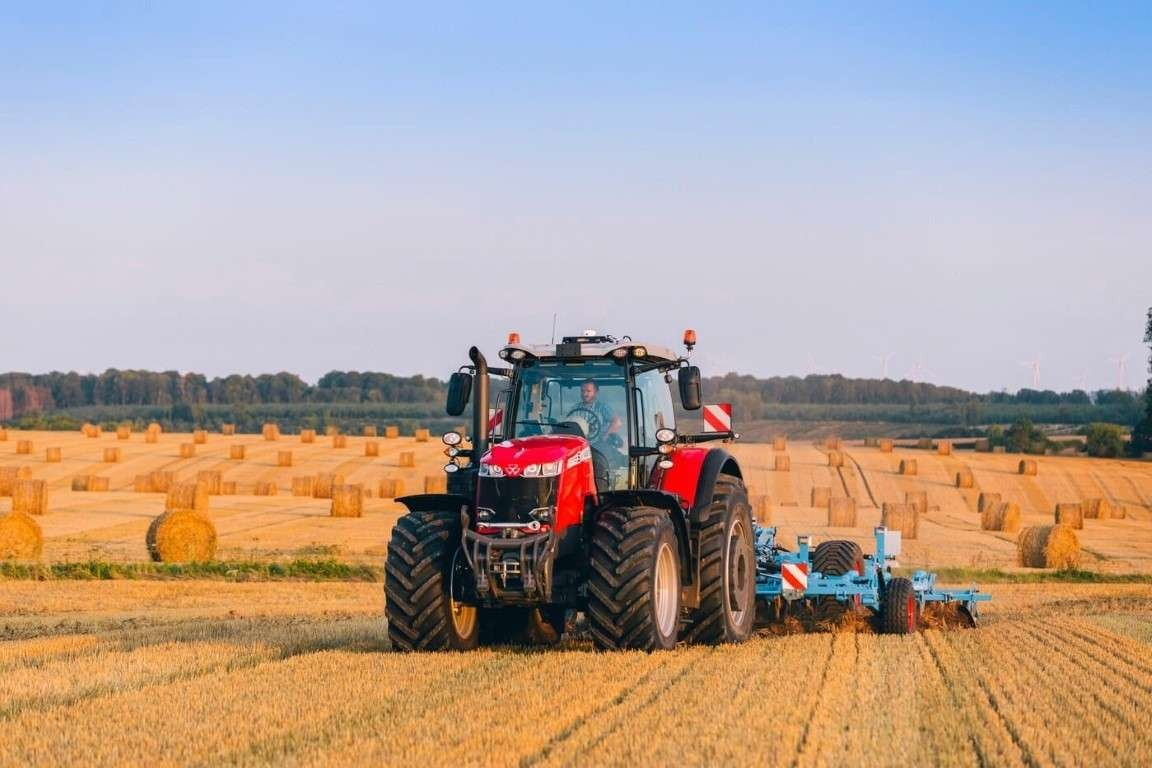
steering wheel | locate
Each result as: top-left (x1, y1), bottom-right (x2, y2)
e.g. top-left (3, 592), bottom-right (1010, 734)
top-left (564, 406), bottom-right (604, 442)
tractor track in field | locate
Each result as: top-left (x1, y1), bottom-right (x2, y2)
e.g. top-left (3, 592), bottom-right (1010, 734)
top-left (841, 451), bottom-right (878, 508)
top-left (787, 636), bottom-right (841, 768)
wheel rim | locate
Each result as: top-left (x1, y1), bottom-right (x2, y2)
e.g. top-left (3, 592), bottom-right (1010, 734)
top-left (725, 517), bottom-right (751, 625)
top-left (653, 541), bottom-right (678, 637)
top-left (449, 549), bottom-right (477, 639)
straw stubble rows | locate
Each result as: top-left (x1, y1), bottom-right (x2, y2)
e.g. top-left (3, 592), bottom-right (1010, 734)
top-left (0, 582), bottom-right (1149, 765)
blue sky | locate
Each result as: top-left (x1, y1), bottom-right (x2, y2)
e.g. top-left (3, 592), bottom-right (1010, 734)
top-left (2, 2), bottom-right (1149, 392)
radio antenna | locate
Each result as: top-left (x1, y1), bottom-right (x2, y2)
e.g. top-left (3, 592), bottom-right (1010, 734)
top-left (551, 313), bottom-right (558, 345)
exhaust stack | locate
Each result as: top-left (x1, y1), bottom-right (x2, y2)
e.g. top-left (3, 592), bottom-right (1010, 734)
top-left (468, 346), bottom-right (489, 464)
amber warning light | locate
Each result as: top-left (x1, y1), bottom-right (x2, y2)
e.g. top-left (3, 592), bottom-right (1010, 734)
top-left (508, 332), bottom-right (521, 345)
top-left (683, 329), bottom-right (697, 350)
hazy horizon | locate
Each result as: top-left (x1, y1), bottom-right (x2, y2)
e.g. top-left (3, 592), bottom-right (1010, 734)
top-left (3, 3), bottom-right (1149, 392)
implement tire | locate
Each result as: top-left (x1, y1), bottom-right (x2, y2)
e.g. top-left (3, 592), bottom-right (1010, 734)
top-left (880, 576), bottom-right (919, 635)
top-left (812, 540), bottom-right (864, 577)
top-left (684, 472), bottom-right (756, 645)
top-left (588, 506), bottom-right (681, 651)
top-left (385, 510), bottom-right (479, 651)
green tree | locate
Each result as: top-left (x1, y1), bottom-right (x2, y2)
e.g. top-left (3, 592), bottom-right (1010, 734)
top-left (1128, 306), bottom-right (1152, 456)
top-left (1085, 423), bottom-right (1125, 458)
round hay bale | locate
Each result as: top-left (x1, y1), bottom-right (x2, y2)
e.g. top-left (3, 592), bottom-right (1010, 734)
top-left (221, 423), bottom-right (236, 436)
top-left (0, 512), bottom-right (43, 560)
top-left (70, 475), bottom-right (90, 492)
top-left (905, 491), bottom-right (928, 515)
top-left (955, 468), bottom-right (974, 488)
top-left (827, 497), bottom-right (857, 527)
top-left (391, 478), bottom-right (406, 497)
top-left (165, 481), bottom-right (209, 512)
top-left (330, 484), bottom-right (364, 518)
top-left (899, 459), bottom-right (918, 476)
top-left (385, 426), bottom-right (400, 439)
top-left (810, 486), bottom-right (831, 508)
top-left (772, 436), bottom-right (787, 452)
top-left (81, 423), bottom-right (99, 438)
top-left (196, 471), bottom-right (222, 495)
top-left (916, 438), bottom-right (932, 450)
top-left (147, 422), bottom-right (162, 434)
top-left (978, 492), bottom-right (1002, 515)
top-left (89, 476), bottom-right (109, 492)
top-left (149, 471), bottom-right (174, 493)
top-left (774, 455), bottom-right (791, 472)
top-left (827, 450), bottom-right (844, 468)
top-left (863, 437), bottom-right (876, 448)
top-left (0, 466), bottom-right (31, 496)
top-left (45, 447), bottom-right (62, 463)
top-left (313, 472), bottom-right (345, 499)
top-left (193, 430), bottom-right (208, 445)
top-left (751, 494), bottom-right (772, 524)
top-left (144, 431), bottom-right (159, 444)
top-left (1083, 498), bottom-right (1113, 520)
top-left (974, 438), bottom-right (991, 452)
top-left (325, 425), bottom-right (340, 437)
top-left (1017, 525), bottom-right (1080, 569)
top-left (229, 445), bottom-right (246, 460)
top-left (981, 502), bottom-right (1021, 533)
top-left (332, 435), bottom-right (347, 449)
top-left (364, 441), bottom-right (380, 457)
top-left (378, 478), bottom-right (399, 498)
top-left (12, 479), bottom-right (48, 515)
top-left (1018, 459), bottom-right (1038, 476)
top-left (363, 425), bottom-right (378, 437)
top-left (146, 509), bottom-right (216, 563)
top-left (103, 447), bottom-right (121, 463)
top-left (300, 429), bottom-right (317, 444)
top-left (291, 476), bottom-right (315, 497)
top-left (220, 481), bottom-right (237, 495)
top-left (116, 425), bottom-right (132, 440)
top-left (878, 438), bottom-right (894, 453)
top-left (424, 474), bottom-right (447, 493)
top-left (133, 474), bottom-right (154, 493)
top-left (398, 451), bottom-right (416, 468)
top-left (992, 446), bottom-right (1006, 454)
top-left (937, 440), bottom-right (953, 456)
top-left (414, 429), bottom-right (431, 443)
top-left (1055, 503), bottom-right (1083, 530)
top-left (254, 480), bottom-right (278, 496)
top-left (179, 443), bottom-right (196, 459)
top-left (262, 423), bottom-right (280, 441)
top-left (15, 440), bottom-right (33, 455)
top-left (824, 436), bottom-right (842, 450)
top-left (0, 428), bottom-right (7, 441)
top-left (882, 502), bottom-right (919, 539)
top-left (277, 450), bottom-right (293, 467)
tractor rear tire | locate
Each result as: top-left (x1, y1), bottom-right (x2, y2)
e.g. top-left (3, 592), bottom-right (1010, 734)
top-left (587, 506), bottom-right (681, 651)
top-left (812, 540), bottom-right (864, 577)
top-left (684, 472), bottom-right (756, 645)
top-left (880, 576), bottom-right (919, 634)
top-left (385, 510), bottom-right (479, 651)
top-left (480, 607), bottom-right (565, 646)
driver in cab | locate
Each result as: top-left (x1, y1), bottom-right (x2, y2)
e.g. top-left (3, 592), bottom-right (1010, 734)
top-left (572, 379), bottom-right (622, 442)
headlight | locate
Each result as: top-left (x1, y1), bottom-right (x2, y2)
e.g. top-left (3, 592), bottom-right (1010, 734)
top-left (611, 348), bottom-right (628, 359)
top-left (658, 459), bottom-right (674, 470)
top-left (521, 460), bottom-right (563, 478)
top-left (478, 463), bottom-right (504, 477)
top-left (442, 431), bottom-right (463, 446)
top-left (655, 428), bottom-right (676, 443)
top-left (658, 443), bottom-right (674, 455)
top-left (446, 446), bottom-right (460, 457)
top-left (510, 350), bottom-right (527, 360)
top-left (633, 346), bottom-right (647, 357)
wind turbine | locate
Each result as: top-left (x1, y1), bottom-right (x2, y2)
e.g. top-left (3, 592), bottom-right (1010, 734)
top-left (1109, 354), bottom-right (1129, 391)
top-left (874, 353), bottom-right (895, 380)
top-left (1019, 355), bottom-right (1041, 389)
top-left (907, 359), bottom-right (935, 382)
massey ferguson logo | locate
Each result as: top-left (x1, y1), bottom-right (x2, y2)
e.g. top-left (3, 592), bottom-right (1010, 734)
top-left (504, 464), bottom-right (522, 477)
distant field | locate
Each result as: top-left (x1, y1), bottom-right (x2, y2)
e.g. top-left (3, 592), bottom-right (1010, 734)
top-left (1, 428), bottom-right (1151, 572)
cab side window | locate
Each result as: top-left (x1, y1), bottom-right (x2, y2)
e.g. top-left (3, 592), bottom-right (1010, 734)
top-left (634, 369), bottom-right (676, 447)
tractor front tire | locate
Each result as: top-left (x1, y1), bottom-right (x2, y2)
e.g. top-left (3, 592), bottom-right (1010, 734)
top-left (685, 472), bottom-right (756, 645)
top-left (385, 510), bottom-right (479, 651)
top-left (588, 506), bottom-right (681, 651)
top-left (880, 576), bottom-right (919, 635)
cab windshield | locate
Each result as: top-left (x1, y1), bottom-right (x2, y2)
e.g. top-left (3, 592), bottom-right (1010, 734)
top-left (511, 359), bottom-right (625, 447)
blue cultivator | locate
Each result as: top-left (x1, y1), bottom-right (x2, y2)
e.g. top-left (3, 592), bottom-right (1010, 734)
top-left (753, 526), bottom-right (991, 633)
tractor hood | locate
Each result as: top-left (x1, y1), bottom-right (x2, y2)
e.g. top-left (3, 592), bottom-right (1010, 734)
top-left (480, 434), bottom-right (591, 478)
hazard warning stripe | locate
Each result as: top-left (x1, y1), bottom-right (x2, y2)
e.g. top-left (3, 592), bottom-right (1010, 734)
top-left (702, 403), bottom-right (732, 433)
top-left (781, 562), bottom-right (808, 591)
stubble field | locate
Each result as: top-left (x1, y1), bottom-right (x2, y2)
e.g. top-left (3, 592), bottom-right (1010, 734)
top-left (2, 428), bottom-right (1152, 765)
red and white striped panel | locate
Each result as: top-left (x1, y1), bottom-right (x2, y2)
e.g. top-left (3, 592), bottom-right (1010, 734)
top-left (781, 562), bottom-right (808, 592)
top-left (702, 403), bottom-right (732, 433)
top-left (488, 408), bottom-right (503, 435)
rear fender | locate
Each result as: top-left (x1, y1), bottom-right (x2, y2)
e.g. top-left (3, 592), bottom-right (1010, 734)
top-left (655, 447), bottom-right (743, 527)
top-left (596, 490), bottom-right (692, 584)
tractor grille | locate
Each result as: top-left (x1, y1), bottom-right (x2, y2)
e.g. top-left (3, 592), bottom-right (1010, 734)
top-left (476, 476), bottom-right (557, 524)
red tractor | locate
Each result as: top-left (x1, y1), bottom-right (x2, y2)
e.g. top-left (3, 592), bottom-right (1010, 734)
top-left (385, 330), bottom-right (755, 651)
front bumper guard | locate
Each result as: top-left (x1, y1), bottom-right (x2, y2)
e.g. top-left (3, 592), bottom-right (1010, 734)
top-left (461, 528), bottom-right (555, 602)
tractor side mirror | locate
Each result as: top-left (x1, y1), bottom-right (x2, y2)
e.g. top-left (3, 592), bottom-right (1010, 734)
top-left (678, 366), bottom-right (702, 410)
top-left (446, 372), bottom-right (472, 416)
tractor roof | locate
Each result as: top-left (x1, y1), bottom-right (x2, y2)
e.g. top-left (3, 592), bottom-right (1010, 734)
top-left (500, 333), bottom-right (680, 365)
